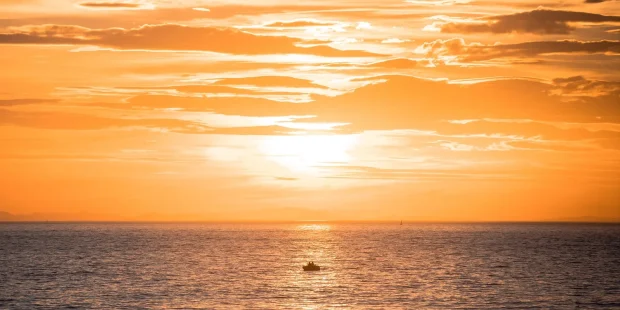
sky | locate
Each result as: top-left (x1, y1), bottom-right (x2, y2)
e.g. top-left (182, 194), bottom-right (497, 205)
top-left (0, 0), bottom-right (619, 222)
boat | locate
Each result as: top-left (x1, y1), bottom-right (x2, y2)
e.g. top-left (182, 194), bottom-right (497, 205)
top-left (303, 262), bottom-right (320, 271)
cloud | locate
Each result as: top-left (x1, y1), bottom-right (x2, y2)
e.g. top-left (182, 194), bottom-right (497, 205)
top-left (381, 38), bottom-right (410, 44)
top-left (437, 119), bottom-right (620, 144)
top-left (5, 75), bottom-right (619, 146)
top-left (56, 79), bottom-right (331, 102)
top-left (207, 125), bottom-right (294, 136)
top-left (263, 20), bottom-right (337, 28)
top-left (125, 95), bottom-right (303, 116)
top-left (0, 109), bottom-right (300, 135)
top-left (508, 140), bottom-right (591, 152)
top-left (211, 76), bottom-right (327, 89)
top-left (0, 24), bottom-right (379, 57)
top-left (170, 85), bottom-right (273, 96)
top-left (91, 75), bottom-right (619, 129)
top-left (0, 98), bottom-right (59, 106)
top-left (471, 1), bottom-right (581, 9)
top-left (0, 5), bottom-right (340, 29)
top-left (78, 2), bottom-right (153, 10)
top-left (415, 38), bottom-right (482, 61)
top-left (488, 40), bottom-right (620, 56)
top-left (80, 2), bottom-right (139, 8)
top-left (301, 75), bottom-right (620, 129)
top-left (0, 109), bottom-right (211, 133)
top-left (366, 58), bottom-right (421, 69)
top-left (123, 59), bottom-right (296, 76)
top-left (377, 120), bottom-right (620, 152)
top-left (552, 76), bottom-right (620, 96)
top-left (415, 38), bottom-right (620, 62)
top-left (356, 22), bottom-right (372, 30)
top-left (439, 9), bottom-right (620, 34)
top-left (406, 0), bottom-right (471, 6)
top-left (274, 177), bottom-right (298, 181)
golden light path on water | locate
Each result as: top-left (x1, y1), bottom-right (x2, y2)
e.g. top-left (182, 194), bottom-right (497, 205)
top-left (287, 223), bottom-right (340, 308)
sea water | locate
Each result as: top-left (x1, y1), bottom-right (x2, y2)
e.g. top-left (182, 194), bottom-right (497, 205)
top-left (1, 223), bottom-right (619, 309)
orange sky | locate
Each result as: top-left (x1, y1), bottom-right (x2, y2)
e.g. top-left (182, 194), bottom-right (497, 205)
top-left (0, 0), bottom-right (619, 222)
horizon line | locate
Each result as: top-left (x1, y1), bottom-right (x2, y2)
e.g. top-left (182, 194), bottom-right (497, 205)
top-left (1, 220), bottom-right (618, 224)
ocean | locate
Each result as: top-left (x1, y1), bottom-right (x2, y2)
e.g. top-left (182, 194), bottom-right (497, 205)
top-left (1, 223), bottom-right (619, 309)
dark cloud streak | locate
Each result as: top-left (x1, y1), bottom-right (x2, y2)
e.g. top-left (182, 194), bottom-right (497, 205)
top-left (79, 2), bottom-right (141, 8)
top-left (0, 99), bottom-right (60, 106)
top-left (0, 24), bottom-right (380, 57)
top-left (441, 9), bottom-right (620, 34)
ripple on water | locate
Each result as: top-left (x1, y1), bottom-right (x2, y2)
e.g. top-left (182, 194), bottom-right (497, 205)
top-left (0, 223), bottom-right (619, 309)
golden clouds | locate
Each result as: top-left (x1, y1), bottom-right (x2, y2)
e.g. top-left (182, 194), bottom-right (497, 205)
top-left (0, 0), bottom-right (619, 221)
top-left (415, 38), bottom-right (620, 62)
top-left (78, 1), bottom-right (154, 10)
top-left (0, 24), bottom-right (379, 57)
top-left (4, 75), bottom-right (618, 144)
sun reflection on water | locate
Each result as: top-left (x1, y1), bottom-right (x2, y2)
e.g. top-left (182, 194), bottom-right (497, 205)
top-left (283, 222), bottom-right (341, 308)
top-left (296, 223), bottom-right (332, 231)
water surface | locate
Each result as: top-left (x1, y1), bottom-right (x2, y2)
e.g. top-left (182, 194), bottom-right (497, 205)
top-left (1, 223), bottom-right (619, 309)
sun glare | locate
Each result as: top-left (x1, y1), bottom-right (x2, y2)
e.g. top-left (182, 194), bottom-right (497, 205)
top-left (296, 223), bottom-right (331, 231)
top-left (259, 134), bottom-right (358, 175)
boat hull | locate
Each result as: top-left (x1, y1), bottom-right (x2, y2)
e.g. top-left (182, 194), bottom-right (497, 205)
top-left (303, 266), bottom-right (320, 271)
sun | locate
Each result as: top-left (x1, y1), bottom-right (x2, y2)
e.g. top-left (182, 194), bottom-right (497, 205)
top-left (258, 134), bottom-right (358, 176)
